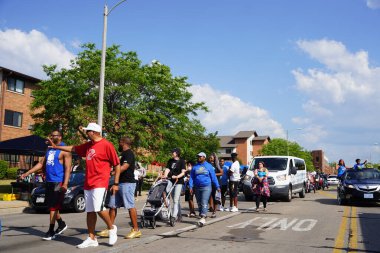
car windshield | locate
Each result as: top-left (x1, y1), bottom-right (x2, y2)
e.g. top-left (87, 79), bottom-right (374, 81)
top-left (328, 176), bottom-right (337, 179)
top-left (69, 172), bottom-right (85, 186)
top-left (251, 158), bottom-right (288, 171)
top-left (345, 169), bottom-right (380, 180)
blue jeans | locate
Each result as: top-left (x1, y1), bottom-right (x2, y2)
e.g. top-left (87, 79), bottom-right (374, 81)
top-left (170, 184), bottom-right (183, 219)
top-left (194, 185), bottom-right (212, 218)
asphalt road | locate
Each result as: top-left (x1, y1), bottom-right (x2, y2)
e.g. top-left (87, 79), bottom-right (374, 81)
top-left (1, 187), bottom-right (379, 253)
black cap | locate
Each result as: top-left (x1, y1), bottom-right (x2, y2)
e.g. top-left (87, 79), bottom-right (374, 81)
top-left (231, 152), bottom-right (238, 157)
top-left (172, 148), bottom-right (181, 155)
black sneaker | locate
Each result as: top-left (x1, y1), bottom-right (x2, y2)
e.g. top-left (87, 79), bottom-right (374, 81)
top-left (55, 223), bottom-right (68, 235)
top-left (42, 230), bottom-right (56, 241)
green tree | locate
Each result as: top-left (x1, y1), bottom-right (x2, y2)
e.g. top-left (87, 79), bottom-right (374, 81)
top-left (31, 44), bottom-right (219, 162)
top-left (260, 138), bottom-right (314, 171)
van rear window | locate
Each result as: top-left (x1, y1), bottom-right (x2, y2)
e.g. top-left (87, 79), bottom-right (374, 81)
top-left (252, 158), bottom-right (288, 171)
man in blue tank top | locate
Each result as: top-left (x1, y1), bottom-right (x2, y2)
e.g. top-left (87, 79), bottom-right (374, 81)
top-left (21, 130), bottom-right (72, 240)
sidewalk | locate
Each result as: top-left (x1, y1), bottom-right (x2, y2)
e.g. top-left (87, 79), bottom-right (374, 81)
top-left (0, 200), bottom-right (30, 215)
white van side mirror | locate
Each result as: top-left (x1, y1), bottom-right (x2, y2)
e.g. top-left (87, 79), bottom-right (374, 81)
top-left (291, 167), bottom-right (297, 175)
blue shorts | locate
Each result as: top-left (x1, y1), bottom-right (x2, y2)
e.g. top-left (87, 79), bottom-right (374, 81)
top-left (108, 182), bottom-right (136, 209)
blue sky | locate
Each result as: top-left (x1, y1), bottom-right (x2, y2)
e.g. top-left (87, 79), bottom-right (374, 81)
top-left (1, 0), bottom-right (380, 166)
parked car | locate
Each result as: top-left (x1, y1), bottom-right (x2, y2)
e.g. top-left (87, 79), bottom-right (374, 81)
top-left (30, 171), bottom-right (115, 213)
top-left (242, 156), bottom-right (307, 201)
top-left (327, 175), bottom-right (339, 186)
top-left (337, 168), bottom-right (380, 205)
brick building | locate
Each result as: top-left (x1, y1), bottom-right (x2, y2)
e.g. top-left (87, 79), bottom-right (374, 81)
top-left (218, 131), bottom-right (270, 165)
top-left (0, 67), bottom-right (40, 141)
top-left (0, 67), bottom-right (41, 168)
top-left (311, 149), bottom-right (335, 174)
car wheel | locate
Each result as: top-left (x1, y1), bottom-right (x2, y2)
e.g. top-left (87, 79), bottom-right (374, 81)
top-left (285, 186), bottom-right (292, 202)
top-left (73, 194), bottom-right (86, 213)
top-left (299, 186), bottom-right (306, 198)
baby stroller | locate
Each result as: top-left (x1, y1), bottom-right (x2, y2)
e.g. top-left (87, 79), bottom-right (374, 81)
top-left (140, 178), bottom-right (177, 229)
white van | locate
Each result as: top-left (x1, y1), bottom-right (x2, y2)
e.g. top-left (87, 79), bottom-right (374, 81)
top-left (244, 156), bottom-right (307, 201)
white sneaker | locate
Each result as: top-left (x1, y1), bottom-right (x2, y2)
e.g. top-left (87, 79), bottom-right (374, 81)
top-left (198, 217), bottom-right (206, 227)
top-left (219, 206), bottom-right (224, 212)
top-left (108, 225), bottom-right (117, 246)
top-left (77, 237), bottom-right (99, 248)
top-left (230, 206), bottom-right (239, 212)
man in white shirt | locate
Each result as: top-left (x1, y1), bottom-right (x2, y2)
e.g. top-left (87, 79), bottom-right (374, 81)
top-left (228, 153), bottom-right (240, 212)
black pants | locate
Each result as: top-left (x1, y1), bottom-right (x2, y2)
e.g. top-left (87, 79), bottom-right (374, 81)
top-left (135, 178), bottom-right (144, 197)
top-left (255, 195), bottom-right (267, 209)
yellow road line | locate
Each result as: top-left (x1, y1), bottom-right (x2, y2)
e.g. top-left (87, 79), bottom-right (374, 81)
top-left (333, 206), bottom-right (350, 253)
top-left (318, 190), bottom-right (336, 199)
top-left (348, 206), bottom-right (358, 253)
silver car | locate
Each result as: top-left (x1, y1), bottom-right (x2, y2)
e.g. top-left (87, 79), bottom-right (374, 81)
top-left (327, 175), bottom-right (339, 186)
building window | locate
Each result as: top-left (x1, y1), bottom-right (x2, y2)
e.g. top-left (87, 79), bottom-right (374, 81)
top-left (316, 156), bottom-right (320, 162)
top-left (4, 110), bottom-right (22, 127)
top-left (226, 148), bottom-right (232, 154)
top-left (7, 77), bottom-right (25, 94)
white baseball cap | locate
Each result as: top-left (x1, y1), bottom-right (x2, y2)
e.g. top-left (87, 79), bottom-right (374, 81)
top-left (197, 152), bottom-right (207, 158)
top-left (83, 122), bottom-right (102, 133)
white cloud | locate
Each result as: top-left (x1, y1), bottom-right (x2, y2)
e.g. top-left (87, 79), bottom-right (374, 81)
top-left (0, 29), bottom-right (75, 79)
top-left (291, 117), bottom-right (311, 125)
top-left (302, 100), bottom-right (333, 117)
top-left (293, 39), bottom-right (380, 105)
top-left (293, 38), bottom-right (380, 163)
top-left (366, 0), bottom-right (380, 9)
top-left (189, 84), bottom-right (285, 138)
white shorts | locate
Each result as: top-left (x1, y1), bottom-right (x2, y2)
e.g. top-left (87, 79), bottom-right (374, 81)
top-left (84, 188), bottom-right (107, 212)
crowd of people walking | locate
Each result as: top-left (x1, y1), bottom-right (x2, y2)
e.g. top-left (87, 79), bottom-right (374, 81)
top-left (20, 122), bottom-right (247, 248)
top-left (22, 122), bottom-right (368, 249)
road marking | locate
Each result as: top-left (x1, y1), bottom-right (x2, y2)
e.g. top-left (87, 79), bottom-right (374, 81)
top-left (348, 206), bottom-right (358, 253)
top-left (266, 218), bottom-right (298, 231)
top-left (318, 190), bottom-right (336, 199)
top-left (227, 217), bottom-right (261, 229)
top-left (257, 218), bottom-right (279, 230)
top-left (292, 219), bottom-right (318, 231)
top-left (228, 217), bottom-right (318, 231)
top-left (333, 206), bottom-right (350, 253)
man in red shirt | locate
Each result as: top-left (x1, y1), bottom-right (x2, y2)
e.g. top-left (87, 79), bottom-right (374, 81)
top-left (48, 123), bottom-right (121, 248)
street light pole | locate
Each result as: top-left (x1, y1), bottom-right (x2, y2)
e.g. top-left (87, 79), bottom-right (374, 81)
top-left (98, 0), bottom-right (127, 133)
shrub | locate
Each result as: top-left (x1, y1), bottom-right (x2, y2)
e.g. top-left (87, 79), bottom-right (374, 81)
top-left (0, 160), bottom-right (9, 179)
top-left (146, 172), bottom-right (159, 179)
top-left (6, 167), bottom-right (18, 179)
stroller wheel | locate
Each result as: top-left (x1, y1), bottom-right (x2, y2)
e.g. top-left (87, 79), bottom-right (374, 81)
top-left (150, 220), bottom-right (156, 229)
top-left (169, 216), bottom-right (176, 227)
top-left (140, 218), bottom-right (145, 228)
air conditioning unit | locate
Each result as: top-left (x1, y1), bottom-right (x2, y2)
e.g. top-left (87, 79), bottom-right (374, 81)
top-left (27, 124), bottom-right (34, 130)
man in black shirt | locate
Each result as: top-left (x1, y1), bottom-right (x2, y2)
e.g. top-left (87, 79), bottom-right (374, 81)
top-left (163, 148), bottom-right (186, 222)
top-left (97, 136), bottom-right (142, 239)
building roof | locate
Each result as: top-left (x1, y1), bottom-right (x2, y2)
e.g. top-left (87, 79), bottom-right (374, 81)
top-left (253, 135), bottom-right (271, 141)
top-left (218, 136), bottom-right (236, 148)
top-left (0, 66), bottom-right (41, 83)
top-left (234, 130), bottom-right (258, 138)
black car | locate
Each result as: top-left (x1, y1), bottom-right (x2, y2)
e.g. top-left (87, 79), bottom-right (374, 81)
top-left (337, 168), bottom-right (380, 205)
top-left (30, 171), bottom-right (116, 213)
top-left (30, 171), bottom-right (86, 212)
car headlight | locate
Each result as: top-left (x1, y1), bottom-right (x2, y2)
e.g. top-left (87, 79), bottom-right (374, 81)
top-left (345, 184), bottom-right (354, 189)
top-left (276, 175), bottom-right (287, 181)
